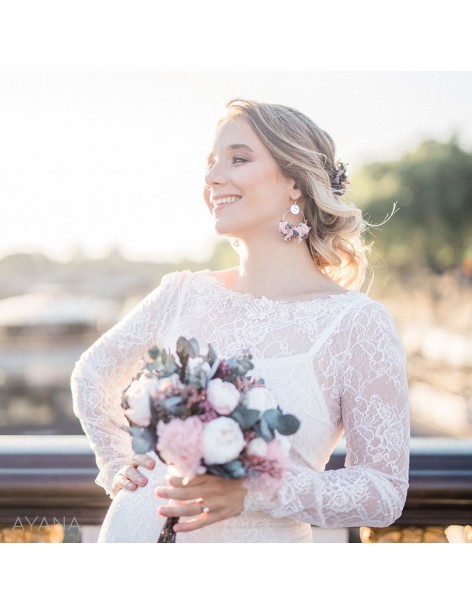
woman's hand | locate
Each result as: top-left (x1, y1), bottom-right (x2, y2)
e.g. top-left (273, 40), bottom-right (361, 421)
top-left (156, 474), bottom-right (248, 533)
top-left (111, 453), bottom-right (156, 496)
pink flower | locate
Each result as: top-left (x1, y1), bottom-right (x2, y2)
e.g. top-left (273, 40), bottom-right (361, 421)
top-left (245, 438), bottom-right (289, 495)
top-left (279, 221), bottom-right (294, 240)
top-left (156, 416), bottom-right (205, 480)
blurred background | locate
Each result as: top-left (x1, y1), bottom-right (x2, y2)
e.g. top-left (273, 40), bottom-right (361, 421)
top-left (0, 71), bottom-right (471, 439)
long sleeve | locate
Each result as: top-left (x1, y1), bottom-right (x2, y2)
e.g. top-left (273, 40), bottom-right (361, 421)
top-left (71, 271), bottom-right (180, 498)
top-left (244, 301), bottom-right (410, 528)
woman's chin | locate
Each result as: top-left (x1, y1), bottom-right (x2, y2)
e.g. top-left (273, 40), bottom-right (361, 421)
top-left (213, 220), bottom-right (243, 237)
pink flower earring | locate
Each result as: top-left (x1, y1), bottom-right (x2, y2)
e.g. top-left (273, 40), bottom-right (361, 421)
top-left (278, 203), bottom-right (311, 243)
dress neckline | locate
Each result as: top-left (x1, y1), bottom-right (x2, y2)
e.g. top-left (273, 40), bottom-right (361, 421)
top-left (195, 269), bottom-right (357, 307)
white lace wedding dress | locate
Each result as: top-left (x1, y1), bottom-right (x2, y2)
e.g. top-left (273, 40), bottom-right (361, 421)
top-left (71, 269), bottom-right (410, 543)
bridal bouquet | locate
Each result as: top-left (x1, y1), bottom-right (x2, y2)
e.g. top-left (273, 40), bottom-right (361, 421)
top-left (121, 336), bottom-right (301, 542)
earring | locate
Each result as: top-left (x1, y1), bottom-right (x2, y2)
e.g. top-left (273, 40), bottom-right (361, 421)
top-left (278, 202), bottom-right (311, 243)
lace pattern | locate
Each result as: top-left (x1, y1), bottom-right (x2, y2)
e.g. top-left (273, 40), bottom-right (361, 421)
top-left (71, 268), bottom-right (410, 541)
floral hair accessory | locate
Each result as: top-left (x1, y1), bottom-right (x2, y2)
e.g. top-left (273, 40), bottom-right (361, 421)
top-left (329, 160), bottom-right (350, 196)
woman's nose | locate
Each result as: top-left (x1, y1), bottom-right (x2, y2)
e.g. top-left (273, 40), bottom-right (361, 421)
top-left (205, 162), bottom-right (225, 187)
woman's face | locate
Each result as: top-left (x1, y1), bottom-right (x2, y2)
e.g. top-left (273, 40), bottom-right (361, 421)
top-left (204, 118), bottom-right (301, 240)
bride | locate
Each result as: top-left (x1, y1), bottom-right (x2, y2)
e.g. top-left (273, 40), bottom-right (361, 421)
top-left (71, 99), bottom-right (410, 542)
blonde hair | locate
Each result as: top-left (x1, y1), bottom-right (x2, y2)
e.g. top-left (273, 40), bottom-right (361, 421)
top-left (218, 99), bottom-right (369, 290)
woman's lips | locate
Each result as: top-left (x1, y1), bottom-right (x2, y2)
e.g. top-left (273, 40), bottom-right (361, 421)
top-left (212, 196), bottom-right (242, 211)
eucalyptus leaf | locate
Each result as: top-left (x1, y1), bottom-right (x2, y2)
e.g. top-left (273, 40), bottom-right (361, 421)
top-left (226, 355), bottom-right (254, 378)
top-left (163, 396), bottom-right (183, 409)
top-left (222, 459), bottom-right (247, 479)
top-left (276, 414), bottom-right (301, 436)
top-left (147, 346), bottom-right (159, 361)
top-left (263, 408), bottom-right (283, 429)
top-left (176, 336), bottom-right (200, 359)
top-left (206, 465), bottom-right (231, 479)
top-left (122, 426), bottom-right (154, 454)
top-left (206, 460), bottom-right (247, 479)
top-left (189, 338), bottom-right (200, 356)
top-left (145, 361), bottom-right (160, 373)
top-left (231, 407), bottom-right (261, 430)
top-left (207, 356), bottom-right (221, 381)
top-left (255, 418), bottom-right (275, 441)
top-left (207, 343), bottom-right (218, 365)
top-left (162, 362), bottom-right (178, 377)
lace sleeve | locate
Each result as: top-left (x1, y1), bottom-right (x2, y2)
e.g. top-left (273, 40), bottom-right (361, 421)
top-left (244, 301), bottom-right (410, 528)
top-left (70, 271), bottom-right (180, 498)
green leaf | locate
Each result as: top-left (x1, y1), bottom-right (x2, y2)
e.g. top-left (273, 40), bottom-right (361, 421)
top-left (207, 343), bottom-right (218, 365)
top-left (231, 407), bottom-right (260, 430)
top-left (148, 346), bottom-right (159, 361)
top-left (206, 460), bottom-right (247, 479)
top-left (255, 418), bottom-right (275, 442)
top-left (276, 414), bottom-right (301, 436)
top-left (122, 426), bottom-right (155, 454)
top-left (163, 396), bottom-right (182, 410)
top-left (226, 353), bottom-right (254, 378)
top-left (176, 336), bottom-right (200, 358)
top-left (263, 408), bottom-right (282, 429)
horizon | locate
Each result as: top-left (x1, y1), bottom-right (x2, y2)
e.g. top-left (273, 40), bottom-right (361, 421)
top-left (1, 72), bottom-right (471, 263)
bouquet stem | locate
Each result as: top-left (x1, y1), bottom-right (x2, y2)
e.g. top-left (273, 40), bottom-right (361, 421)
top-left (157, 517), bottom-right (179, 543)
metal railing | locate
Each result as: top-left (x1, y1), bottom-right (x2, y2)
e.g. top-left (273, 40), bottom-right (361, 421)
top-left (1, 435), bottom-right (471, 539)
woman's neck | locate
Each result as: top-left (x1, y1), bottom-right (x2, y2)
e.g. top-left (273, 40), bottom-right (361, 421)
top-left (224, 237), bottom-right (343, 300)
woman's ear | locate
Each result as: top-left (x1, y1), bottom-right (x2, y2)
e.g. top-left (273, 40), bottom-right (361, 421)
top-left (290, 182), bottom-right (303, 202)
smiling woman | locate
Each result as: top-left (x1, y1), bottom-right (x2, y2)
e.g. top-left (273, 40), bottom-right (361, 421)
top-left (204, 100), bottom-right (368, 290)
top-left (71, 98), bottom-right (410, 543)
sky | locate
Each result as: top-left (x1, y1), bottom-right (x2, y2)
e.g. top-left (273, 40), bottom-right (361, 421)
top-left (1, 71), bottom-right (471, 263)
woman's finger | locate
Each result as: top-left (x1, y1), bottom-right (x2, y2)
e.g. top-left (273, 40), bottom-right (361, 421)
top-left (132, 453), bottom-right (155, 470)
top-left (122, 465), bottom-right (149, 486)
top-left (173, 511), bottom-right (221, 533)
top-left (112, 465), bottom-right (148, 495)
top-left (158, 499), bottom-right (208, 519)
top-left (112, 470), bottom-right (137, 494)
top-left (156, 485), bottom-right (193, 500)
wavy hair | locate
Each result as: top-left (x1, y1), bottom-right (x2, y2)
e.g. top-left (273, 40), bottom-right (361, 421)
top-left (218, 99), bottom-right (369, 290)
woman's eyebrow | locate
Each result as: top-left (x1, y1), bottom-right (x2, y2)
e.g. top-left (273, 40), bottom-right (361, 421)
top-left (207, 144), bottom-right (254, 165)
top-left (227, 144), bottom-right (254, 152)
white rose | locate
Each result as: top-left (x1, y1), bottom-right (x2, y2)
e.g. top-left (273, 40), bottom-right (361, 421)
top-left (124, 375), bottom-right (159, 427)
top-left (244, 386), bottom-right (278, 412)
top-left (246, 437), bottom-right (268, 457)
top-left (206, 378), bottom-right (240, 415)
top-left (202, 417), bottom-right (245, 465)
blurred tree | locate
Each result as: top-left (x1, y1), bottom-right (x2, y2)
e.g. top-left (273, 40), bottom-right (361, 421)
top-left (352, 138), bottom-right (472, 273)
top-left (204, 239), bottom-right (238, 271)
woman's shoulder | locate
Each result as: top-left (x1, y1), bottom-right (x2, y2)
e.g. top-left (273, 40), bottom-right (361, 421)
top-left (162, 267), bottom-right (235, 291)
top-left (341, 291), bottom-right (403, 348)
top-left (157, 268), bottom-right (202, 288)
top-left (153, 268), bottom-right (214, 298)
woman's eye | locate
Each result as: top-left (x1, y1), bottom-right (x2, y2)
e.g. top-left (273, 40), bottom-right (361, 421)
top-left (232, 156), bottom-right (248, 164)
